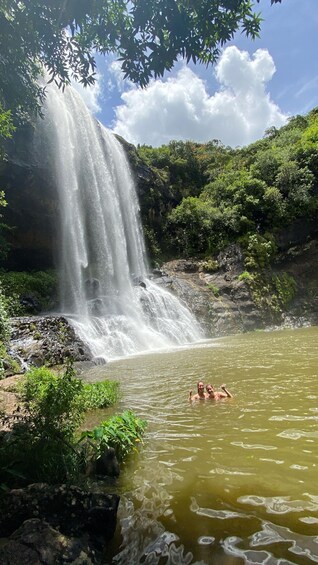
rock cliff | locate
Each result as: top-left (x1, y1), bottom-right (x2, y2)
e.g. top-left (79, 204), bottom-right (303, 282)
top-left (155, 238), bottom-right (318, 337)
top-left (2, 126), bottom-right (318, 344)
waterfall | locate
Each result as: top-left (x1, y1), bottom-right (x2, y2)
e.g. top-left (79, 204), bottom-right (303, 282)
top-left (36, 85), bottom-right (203, 361)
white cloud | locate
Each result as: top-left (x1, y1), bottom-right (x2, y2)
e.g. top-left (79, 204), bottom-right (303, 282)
top-left (108, 60), bottom-right (133, 93)
top-left (71, 72), bottom-right (103, 115)
top-left (112, 46), bottom-right (288, 147)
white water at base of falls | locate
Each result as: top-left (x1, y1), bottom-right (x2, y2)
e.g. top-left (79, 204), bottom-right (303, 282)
top-left (36, 85), bottom-right (203, 361)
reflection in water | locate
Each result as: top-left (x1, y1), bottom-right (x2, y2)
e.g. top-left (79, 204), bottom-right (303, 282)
top-left (84, 327), bottom-right (318, 564)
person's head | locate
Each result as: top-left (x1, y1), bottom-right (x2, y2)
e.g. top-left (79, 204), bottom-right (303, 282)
top-left (197, 381), bottom-right (205, 394)
top-left (206, 384), bottom-right (215, 396)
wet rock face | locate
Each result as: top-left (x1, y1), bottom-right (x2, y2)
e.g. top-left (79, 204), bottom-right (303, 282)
top-left (1, 124), bottom-right (58, 270)
top-left (217, 244), bottom-right (245, 275)
top-left (156, 238), bottom-right (318, 337)
top-left (1, 128), bottom-right (160, 272)
top-left (272, 238), bottom-right (318, 325)
top-left (0, 483), bottom-right (120, 564)
top-left (8, 316), bottom-right (92, 372)
top-left (156, 260), bottom-right (264, 337)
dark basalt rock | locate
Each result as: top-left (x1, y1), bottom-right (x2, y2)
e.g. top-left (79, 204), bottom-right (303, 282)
top-left (1, 123), bottom-right (58, 271)
top-left (159, 238), bottom-right (318, 337)
top-left (1, 127), bottom-right (163, 272)
top-left (8, 315), bottom-right (92, 372)
top-left (217, 243), bottom-right (245, 274)
top-left (0, 518), bottom-right (95, 564)
top-left (95, 447), bottom-right (120, 478)
top-left (158, 257), bottom-right (263, 337)
top-left (0, 483), bottom-right (120, 564)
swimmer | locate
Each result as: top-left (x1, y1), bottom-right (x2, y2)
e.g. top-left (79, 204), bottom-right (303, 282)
top-left (188, 380), bottom-right (206, 401)
top-left (206, 383), bottom-right (233, 400)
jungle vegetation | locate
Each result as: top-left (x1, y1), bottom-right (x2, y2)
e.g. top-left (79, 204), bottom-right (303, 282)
top-left (137, 109), bottom-right (318, 264)
top-left (0, 364), bottom-right (146, 488)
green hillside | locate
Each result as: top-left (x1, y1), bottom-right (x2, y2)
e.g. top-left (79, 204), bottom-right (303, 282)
top-left (137, 109), bottom-right (318, 266)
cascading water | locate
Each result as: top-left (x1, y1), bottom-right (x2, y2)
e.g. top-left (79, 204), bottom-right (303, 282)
top-left (36, 85), bottom-right (203, 361)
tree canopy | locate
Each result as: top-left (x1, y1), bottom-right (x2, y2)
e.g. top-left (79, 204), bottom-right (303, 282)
top-left (136, 108), bottom-right (318, 261)
top-left (0, 0), bottom-right (281, 118)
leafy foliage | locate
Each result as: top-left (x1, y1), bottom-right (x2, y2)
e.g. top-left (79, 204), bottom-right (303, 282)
top-left (1, 366), bottom-right (85, 485)
top-left (79, 410), bottom-right (147, 462)
top-left (239, 270), bottom-right (297, 322)
top-left (242, 233), bottom-right (277, 270)
top-left (137, 109), bottom-right (318, 261)
top-left (0, 105), bottom-right (15, 142)
top-left (137, 139), bottom-right (233, 259)
top-left (0, 342), bottom-right (21, 379)
top-left (0, 104), bottom-right (15, 260)
top-left (0, 366), bottom-right (143, 487)
top-left (0, 0), bottom-right (265, 119)
top-left (81, 380), bottom-right (120, 411)
top-left (0, 277), bottom-right (16, 378)
top-left (18, 366), bottom-right (84, 438)
top-left (272, 272), bottom-right (297, 308)
top-left (0, 270), bottom-right (57, 314)
top-left (0, 283), bottom-right (10, 342)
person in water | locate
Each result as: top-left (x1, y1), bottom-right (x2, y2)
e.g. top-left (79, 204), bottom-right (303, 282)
top-left (188, 380), bottom-right (206, 401)
top-left (188, 381), bottom-right (233, 401)
top-left (206, 383), bottom-right (233, 400)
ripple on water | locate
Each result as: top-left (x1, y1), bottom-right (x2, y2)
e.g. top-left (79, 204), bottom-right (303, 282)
top-left (210, 466), bottom-right (254, 476)
top-left (278, 428), bottom-right (318, 440)
top-left (222, 536), bottom-right (282, 564)
top-left (290, 464), bottom-right (309, 470)
top-left (237, 495), bottom-right (318, 515)
top-left (248, 521), bottom-right (318, 563)
top-left (231, 441), bottom-right (277, 450)
top-left (190, 497), bottom-right (249, 520)
top-left (197, 536), bottom-right (215, 545)
top-left (241, 428), bottom-right (270, 432)
top-left (90, 327), bottom-right (318, 565)
top-left (259, 457), bottom-right (285, 465)
top-left (223, 520), bottom-right (318, 564)
top-left (270, 414), bottom-right (318, 421)
top-left (299, 516), bottom-right (318, 524)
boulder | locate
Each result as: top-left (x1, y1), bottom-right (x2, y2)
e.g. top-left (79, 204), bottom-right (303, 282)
top-left (95, 447), bottom-right (120, 478)
top-left (0, 483), bottom-right (120, 563)
top-left (0, 518), bottom-right (95, 564)
top-left (8, 316), bottom-right (92, 370)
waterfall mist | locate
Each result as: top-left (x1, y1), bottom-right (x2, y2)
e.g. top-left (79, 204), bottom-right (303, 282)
top-left (36, 85), bottom-right (203, 361)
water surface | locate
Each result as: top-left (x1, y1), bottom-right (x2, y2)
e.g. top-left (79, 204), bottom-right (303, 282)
top-left (84, 326), bottom-right (318, 564)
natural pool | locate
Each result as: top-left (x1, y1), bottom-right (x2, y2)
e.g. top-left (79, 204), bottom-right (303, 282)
top-left (85, 326), bottom-right (318, 564)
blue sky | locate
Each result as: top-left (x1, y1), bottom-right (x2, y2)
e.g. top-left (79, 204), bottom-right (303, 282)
top-left (74, 0), bottom-right (318, 148)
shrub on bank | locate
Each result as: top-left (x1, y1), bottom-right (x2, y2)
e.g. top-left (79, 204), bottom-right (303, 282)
top-left (0, 366), bottom-right (145, 488)
top-left (81, 380), bottom-right (119, 411)
top-left (0, 283), bottom-right (10, 342)
top-left (0, 270), bottom-right (58, 314)
top-left (0, 283), bottom-right (11, 379)
top-left (79, 410), bottom-right (147, 463)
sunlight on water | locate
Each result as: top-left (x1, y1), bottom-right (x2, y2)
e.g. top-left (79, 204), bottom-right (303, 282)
top-left (84, 326), bottom-right (318, 564)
